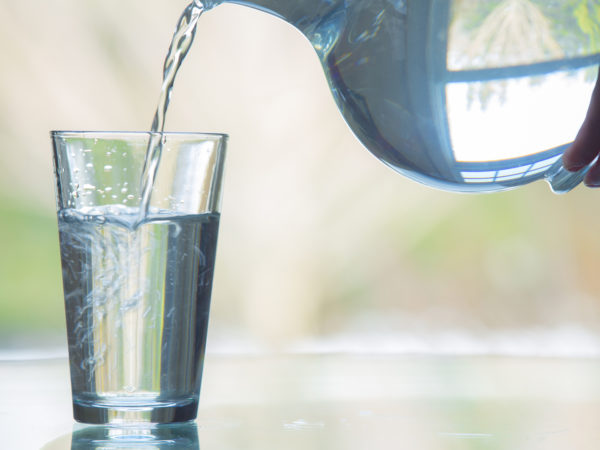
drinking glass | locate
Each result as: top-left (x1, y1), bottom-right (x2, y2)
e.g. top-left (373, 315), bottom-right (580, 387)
top-left (51, 131), bottom-right (227, 424)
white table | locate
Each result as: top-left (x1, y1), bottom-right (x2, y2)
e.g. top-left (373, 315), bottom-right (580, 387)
top-left (2, 354), bottom-right (600, 449)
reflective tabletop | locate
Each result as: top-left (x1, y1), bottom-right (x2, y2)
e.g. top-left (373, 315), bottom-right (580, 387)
top-left (2, 353), bottom-right (600, 449)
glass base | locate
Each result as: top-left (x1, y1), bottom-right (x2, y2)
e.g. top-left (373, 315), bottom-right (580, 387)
top-left (73, 398), bottom-right (199, 424)
top-left (70, 422), bottom-right (200, 448)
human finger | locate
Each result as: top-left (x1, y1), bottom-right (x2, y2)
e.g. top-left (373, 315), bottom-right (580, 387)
top-left (562, 69), bottom-right (600, 172)
top-left (584, 155), bottom-right (600, 187)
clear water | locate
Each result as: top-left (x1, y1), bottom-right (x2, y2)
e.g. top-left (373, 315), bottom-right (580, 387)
top-left (210, 0), bottom-right (600, 192)
top-left (138, 2), bottom-right (204, 221)
top-left (58, 206), bottom-right (219, 422)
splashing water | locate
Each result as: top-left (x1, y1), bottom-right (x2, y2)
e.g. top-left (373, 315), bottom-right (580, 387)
top-left (137, 1), bottom-right (205, 224)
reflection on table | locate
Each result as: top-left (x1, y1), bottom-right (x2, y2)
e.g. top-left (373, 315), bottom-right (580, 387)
top-left (2, 354), bottom-right (600, 449)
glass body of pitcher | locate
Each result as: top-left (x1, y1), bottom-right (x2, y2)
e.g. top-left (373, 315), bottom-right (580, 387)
top-left (203, 0), bottom-right (600, 193)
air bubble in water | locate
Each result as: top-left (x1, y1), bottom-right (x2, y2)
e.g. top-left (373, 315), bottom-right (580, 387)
top-left (104, 165), bottom-right (113, 172)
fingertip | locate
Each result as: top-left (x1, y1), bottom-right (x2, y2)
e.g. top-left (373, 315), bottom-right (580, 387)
top-left (583, 160), bottom-right (600, 187)
top-left (563, 162), bottom-right (585, 172)
top-left (562, 144), bottom-right (585, 172)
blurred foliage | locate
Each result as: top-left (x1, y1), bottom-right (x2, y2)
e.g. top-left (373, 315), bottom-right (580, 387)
top-left (451, 0), bottom-right (600, 54)
top-left (0, 194), bottom-right (64, 336)
top-left (572, 0), bottom-right (600, 52)
top-left (0, 0), bottom-right (599, 350)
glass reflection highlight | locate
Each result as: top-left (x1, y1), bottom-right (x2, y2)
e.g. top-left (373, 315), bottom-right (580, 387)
top-left (70, 423), bottom-right (199, 449)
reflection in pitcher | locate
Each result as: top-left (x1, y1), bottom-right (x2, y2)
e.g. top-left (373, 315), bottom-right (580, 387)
top-left (443, 0), bottom-right (600, 192)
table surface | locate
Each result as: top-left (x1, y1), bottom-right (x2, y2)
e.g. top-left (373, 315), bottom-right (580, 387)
top-left (2, 353), bottom-right (600, 449)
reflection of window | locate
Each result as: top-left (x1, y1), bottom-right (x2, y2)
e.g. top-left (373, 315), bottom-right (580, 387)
top-left (429, 0), bottom-right (600, 186)
top-left (447, 69), bottom-right (596, 163)
top-left (460, 154), bottom-right (561, 184)
top-left (447, 0), bottom-right (600, 71)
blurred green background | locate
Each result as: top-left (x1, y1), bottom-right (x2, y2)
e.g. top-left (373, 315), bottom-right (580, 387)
top-left (1, 0), bottom-right (599, 355)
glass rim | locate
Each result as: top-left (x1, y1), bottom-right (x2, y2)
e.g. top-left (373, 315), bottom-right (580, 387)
top-left (50, 130), bottom-right (228, 139)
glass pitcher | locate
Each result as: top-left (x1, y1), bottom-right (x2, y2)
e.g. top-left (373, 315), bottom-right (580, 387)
top-left (200, 0), bottom-right (600, 193)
